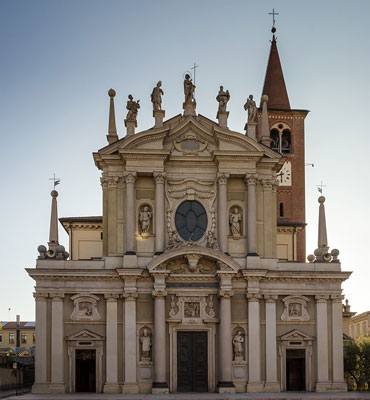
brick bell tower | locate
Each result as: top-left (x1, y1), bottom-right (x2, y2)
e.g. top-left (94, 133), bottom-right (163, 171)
top-left (257, 27), bottom-right (309, 262)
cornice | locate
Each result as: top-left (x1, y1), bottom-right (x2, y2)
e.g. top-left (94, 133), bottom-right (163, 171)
top-left (28, 269), bottom-right (120, 281)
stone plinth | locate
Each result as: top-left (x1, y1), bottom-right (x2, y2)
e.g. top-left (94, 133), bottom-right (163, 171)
top-left (153, 109), bottom-right (165, 128)
top-left (217, 111), bottom-right (229, 129)
top-left (183, 101), bottom-right (196, 116)
top-left (124, 119), bottom-right (137, 136)
top-left (246, 122), bottom-right (257, 140)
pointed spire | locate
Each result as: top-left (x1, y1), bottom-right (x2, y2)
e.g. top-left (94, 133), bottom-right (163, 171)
top-left (261, 28), bottom-right (291, 110)
top-left (107, 89), bottom-right (118, 144)
top-left (48, 190), bottom-right (59, 252)
top-left (317, 196), bottom-right (328, 251)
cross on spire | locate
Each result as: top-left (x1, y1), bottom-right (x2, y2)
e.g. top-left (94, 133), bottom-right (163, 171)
top-left (49, 173), bottom-right (61, 190)
top-left (269, 8), bottom-right (279, 28)
top-left (191, 62), bottom-right (199, 85)
top-left (317, 180), bottom-right (327, 194)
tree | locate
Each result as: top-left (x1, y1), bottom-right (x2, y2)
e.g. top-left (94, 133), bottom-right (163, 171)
top-left (344, 337), bottom-right (370, 390)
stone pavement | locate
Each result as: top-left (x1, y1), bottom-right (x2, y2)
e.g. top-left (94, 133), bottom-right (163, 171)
top-left (6, 392), bottom-right (370, 400)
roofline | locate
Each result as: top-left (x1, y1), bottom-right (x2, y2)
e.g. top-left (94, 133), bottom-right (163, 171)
top-left (59, 216), bottom-right (102, 223)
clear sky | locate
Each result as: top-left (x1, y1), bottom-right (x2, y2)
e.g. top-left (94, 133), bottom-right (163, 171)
top-left (1, 0), bottom-right (369, 321)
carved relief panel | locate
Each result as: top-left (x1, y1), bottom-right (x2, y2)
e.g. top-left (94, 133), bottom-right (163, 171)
top-left (168, 295), bottom-right (217, 324)
top-left (280, 295), bottom-right (310, 322)
top-left (70, 294), bottom-right (101, 321)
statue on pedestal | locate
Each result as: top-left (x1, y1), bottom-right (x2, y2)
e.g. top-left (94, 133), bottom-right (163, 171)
top-left (140, 328), bottom-right (152, 361)
top-left (229, 207), bottom-right (242, 236)
top-left (184, 74), bottom-right (196, 103)
top-left (139, 206), bottom-right (152, 235)
top-left (216, 86), bottom-right (230, 113)
top-left (233, 330), bottom-right (244, 360)
top-left (126, 94), bottom-right (140, 121)
top-left (151, 81), bottom-right (164, 110)
top-left (244, 94), bottom-right (257, 123)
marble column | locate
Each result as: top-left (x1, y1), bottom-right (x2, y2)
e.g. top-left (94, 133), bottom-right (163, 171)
top-left (103, 294), bottom-right (120, 393)
top-left (247, 294), bottom-right (263, 392)
top-left (315, 295), bottom-right (330, 392)
top-left (50, 293), bottom-right (65, 393)
top-left (264, 295), bottom-right (280, 392)
top-left (124, 172), bottom-right (136, 255)
top-left (154, 172), bottom-right (165, 255)
top-left (32, 293), bottom-right (48, 393)
top-left (152, 281), bottom-right (169, 394)
top-left (217, 173), bottom-right (229, 253)
top-left (331, 295), bottom-right (347, 391)
top-left (245, 174), bottom-right (258, 256)
top-left (217, 288), bottom-right (235, 393)
top-left (122, 289), bottom-right (139, 393)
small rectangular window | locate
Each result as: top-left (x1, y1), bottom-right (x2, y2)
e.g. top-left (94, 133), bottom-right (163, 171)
top-left (9, 333), bottom-right (15, 344)
top-left (0, 334), bottom-right (2, 342)
top-left (21, 334), bottom-right (27, 343)
top-left (33, 333), bottom-right (36, 343)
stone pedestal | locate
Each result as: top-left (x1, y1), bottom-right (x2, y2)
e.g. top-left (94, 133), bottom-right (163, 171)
top-left (183, 101), bottom-right (196, 116)
top-left (153, 110), bottom-right (165, 128)
top-left (124, 119), bottom-right (137, 136)
top-left (246, 122), bottom-right (257, 140)
top-left (217, 111), bottom-right (229, 129)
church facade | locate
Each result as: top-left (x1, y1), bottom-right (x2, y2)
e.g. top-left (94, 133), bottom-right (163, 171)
top-left (28, 30), bottom-right (350, 394)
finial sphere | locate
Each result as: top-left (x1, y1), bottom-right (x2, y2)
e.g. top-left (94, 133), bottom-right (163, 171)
top-left (51, 190), bottom-right (58, 198)
top-left (331, 248), bottom-right (340, 257)
top-left (261, 94), bottom-right (269, 103)
top-left (318, 196), bottom-right (325, 204)
top-left (307, 254), bottom-right (315, 262)
top-left (271, 27), bottom-right (276, 33)
top-left (108, 88), bottom-right (116, 98)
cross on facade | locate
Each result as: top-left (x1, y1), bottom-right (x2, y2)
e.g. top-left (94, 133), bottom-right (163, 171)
top-left (191, 62), bottom-right (199, 85)
top-left (317, 180), bottom-right (327, 194)
top-left (269, 8), bottom-right (279, 27)
top-left (49, 173), bottom-right (61, 189)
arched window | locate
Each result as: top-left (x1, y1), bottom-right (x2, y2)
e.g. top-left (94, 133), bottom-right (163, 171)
top-left (280, 202), bottom-right (284, 217)
top-left (270, 129), bottom-right (279, 151)
top-left (281, 129), bottom-right (291, 153)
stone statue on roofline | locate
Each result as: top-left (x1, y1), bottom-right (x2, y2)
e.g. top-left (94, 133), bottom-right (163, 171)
top-left (126, 94), bottom-right (140, 121)
top-left (216, 86), bottom-right (230, 113)
top-left (244, 94), bottom-right (257, 123)
top-left (184, 73), bottom-right (196, 103)
top-left (151, 81), bottom-right (164, 111)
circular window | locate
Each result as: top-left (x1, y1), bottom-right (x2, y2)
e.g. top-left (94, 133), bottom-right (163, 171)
top-left (175, 201), bottom-right (208, 241)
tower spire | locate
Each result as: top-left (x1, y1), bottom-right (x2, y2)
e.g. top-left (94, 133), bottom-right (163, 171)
top-left (107, 88), bottom-right (118, 144)
top-left (261, 27), bottom-right (291, 110)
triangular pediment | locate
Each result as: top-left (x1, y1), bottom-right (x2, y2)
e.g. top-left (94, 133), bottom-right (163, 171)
top-left (279, 329), bottom-right (314, 342)
top-left (66, 329), bottom-right (105, 342)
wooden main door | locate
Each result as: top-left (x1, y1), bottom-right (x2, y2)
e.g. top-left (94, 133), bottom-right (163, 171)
top-left (177, 331), bottom-right (208, 392)
top-left (286, 349), bottom-right (305, 391)
top-left (75, 349), bottom-right (96, 392)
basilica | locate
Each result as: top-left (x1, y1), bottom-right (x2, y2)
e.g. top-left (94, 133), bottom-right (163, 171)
top-left (28, 28), bottom-right (351, 394)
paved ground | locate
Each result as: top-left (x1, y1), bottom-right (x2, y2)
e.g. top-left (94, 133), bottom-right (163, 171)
top-left (6, 392), bottom-right (370, 400)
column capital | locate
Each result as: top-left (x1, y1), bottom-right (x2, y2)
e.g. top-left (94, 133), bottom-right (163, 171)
top-left (331, 294), bottom-right (344, 303)
top-left (153, 171), bottom-right (166, 184)
top-left (245, 173), bottom-right (258, 186)
top-left (247, 293), bottom-right (261, 302)
top-left (104, 293), bottom-right (120, 301)
top-left (49, 292), bottom-right (65, 301)
top-left (123, 171), bottom-right (137, 184)
top-left (315, 294), bottom-right (329, 303)
top-left (261, 179), bottom-right (275, 191)
top-left (264, 294), bottom-right (278, 302)
top-left (123, 291), bottom-right (138, 301)
top-left (217, 172), bottom-right (230, 185)
top-left (33, 292), bottom-right (48, 300)
top-left (219, 289), bottom-right (234, 298)
top-left (152, 289), bottom-right (167, 298)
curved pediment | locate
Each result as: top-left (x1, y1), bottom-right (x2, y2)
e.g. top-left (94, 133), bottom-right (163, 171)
top-left (147, 245), bottom-right (240, 274)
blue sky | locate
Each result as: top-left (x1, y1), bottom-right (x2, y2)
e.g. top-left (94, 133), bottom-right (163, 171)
top-left (1, 0), bottom-right (369, 320)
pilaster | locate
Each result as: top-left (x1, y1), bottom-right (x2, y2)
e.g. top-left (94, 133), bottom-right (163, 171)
top-left (217, 173), bottom-right (229, 253)
top-left (123, 172), bottom-right (137, 266)
top-left (245, 174), bottom-right (258, 256)
top-left (154, 171), bottom-right (166, 255)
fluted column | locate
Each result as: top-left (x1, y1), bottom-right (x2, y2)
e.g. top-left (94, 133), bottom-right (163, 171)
top-left (154, 172), bottom-right (165, 254)
top-left (247, 293), bottom-right (263, 392)
top-left (104, 294), bottom-right (120, 393)
top-left (331, 295), bottom-right (347, 391)
top-left (122, 284), bottom-right (139, 393)
top-left (32, 293), bottom-right (48, 393)
top-left (152, 273), bottom-right (169, 394)
top-left (245, 174), bottom-right (258, 256)
top-left (217, 173), bottom-right (229, 253)
top-left (315, 295), bottom-right (330, 392)
top-left (50, 293), bottom-right (65, 393)
top-left (124, 172), bottom-right (136, 254)
top-left (217, 284), bottom-right (235, 393)
top-left (264, 295), bottom-right (280, 392)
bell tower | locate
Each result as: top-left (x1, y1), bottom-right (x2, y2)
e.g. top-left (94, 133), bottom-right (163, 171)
top-left (257, 27), bottom-right (309, 262)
